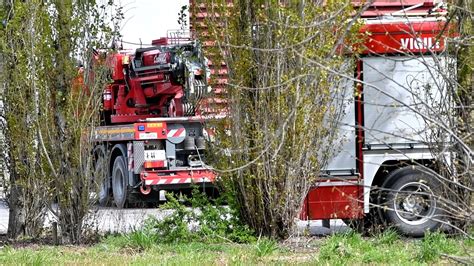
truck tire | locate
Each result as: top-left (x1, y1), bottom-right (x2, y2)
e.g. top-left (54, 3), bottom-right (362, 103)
top-left (112, 155), bottom-right (128, 208)
top-left (382, 166), bottom-right (444, 237)
top-left (95, 156), bottom-right (110, 207)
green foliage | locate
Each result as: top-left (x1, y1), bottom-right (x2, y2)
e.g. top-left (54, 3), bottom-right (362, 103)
top-left (124, 230), bottom-right (159, 251)
top-left (254, 238), bottom-right (278, 257)
top-left (1, 232), bottom-right (472, 265)
top-left (0, 0), bottom-right (121, 242)
top-left (177, 5), bottom-right (188, 31)
top-left (0, 245), bottom-right (49, 266)
top-left (0, 242), bottom-right (265, 265)
top-left (317, 230), bottom-right (473, 264)
top-left (416, 231), bottom-right (458, 262)
top-left (105, 188), bottom-right (255, 250)
top-left (200, 0), bottom-right (361, 239)
top-left (319, 232), bottom-right (371, 263)
top-left (375, 228), bottom-right (399, 245)
top-left (98, 233), bottom-right (130, 251)
top-left (144, 188), bottom-right (256, 244)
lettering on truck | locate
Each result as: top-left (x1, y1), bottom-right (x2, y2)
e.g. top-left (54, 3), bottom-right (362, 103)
top-left (400, 37), bottom-right (441, 51)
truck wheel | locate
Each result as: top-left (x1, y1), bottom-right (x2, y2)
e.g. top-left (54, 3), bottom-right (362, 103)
top-left (95, 156), bottom-right (110, 206)
top-left (383, 166), bottom-right (444, 237)
top-left (112, 155), bottom-right (128, 208)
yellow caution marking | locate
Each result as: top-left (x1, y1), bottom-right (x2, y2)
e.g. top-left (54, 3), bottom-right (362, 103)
top-left (147, 123), bottom-right (163, 128)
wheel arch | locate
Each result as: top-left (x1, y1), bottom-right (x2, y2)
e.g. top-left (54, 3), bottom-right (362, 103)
top-left (371, 159), bottom-right (437, 193)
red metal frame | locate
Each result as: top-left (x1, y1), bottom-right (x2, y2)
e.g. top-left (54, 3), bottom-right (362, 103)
top-left (302, 180), bottom-right (364, 220)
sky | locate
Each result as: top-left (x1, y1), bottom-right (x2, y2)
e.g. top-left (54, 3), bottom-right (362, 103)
top-left (119, 0), bottom-right (190, 48)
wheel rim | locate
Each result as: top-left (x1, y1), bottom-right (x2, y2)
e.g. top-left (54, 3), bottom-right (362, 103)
top-left (393, 182), bottom-right (437, 225)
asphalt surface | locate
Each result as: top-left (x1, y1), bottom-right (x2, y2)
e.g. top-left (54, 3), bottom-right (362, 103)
top-left (0, 199), bottom-right (348, 235)
top-left (0, 200), bottom-right (7, 234)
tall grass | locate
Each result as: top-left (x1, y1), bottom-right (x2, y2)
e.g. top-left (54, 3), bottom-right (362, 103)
top-left (317, 231), bottom-right (472, 264)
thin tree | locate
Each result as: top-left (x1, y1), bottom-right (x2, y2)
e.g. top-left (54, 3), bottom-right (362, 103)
top-left (200, 0), bottom-right (360, 238)
top-left (1, 0), bottom-right (122, 243)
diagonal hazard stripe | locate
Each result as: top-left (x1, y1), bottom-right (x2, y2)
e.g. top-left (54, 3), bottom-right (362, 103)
top-left (172, 128), bottom-right (185, 138)
top-left (167, 129), bottom-right (177, 137)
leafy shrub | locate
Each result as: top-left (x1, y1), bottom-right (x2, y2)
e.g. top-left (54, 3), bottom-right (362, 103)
top-left (142, 187), bottom-right (256, 244)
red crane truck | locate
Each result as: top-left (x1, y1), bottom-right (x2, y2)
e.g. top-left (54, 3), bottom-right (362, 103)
top-left (92, 33), bottom-right (218, 208)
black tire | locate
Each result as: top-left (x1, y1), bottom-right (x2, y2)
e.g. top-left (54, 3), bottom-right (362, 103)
top-left (95, 155), bottom-right (111, 207)
top-left (112, 155), bottom-right (128, 208)
top-left (382, 166), bottom-right (444, 237)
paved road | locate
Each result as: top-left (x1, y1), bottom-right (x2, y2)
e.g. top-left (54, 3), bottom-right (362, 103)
top-left (0, 199), bottom-right (348, 235)
top-left (0, 200), bottom-right (7, 234)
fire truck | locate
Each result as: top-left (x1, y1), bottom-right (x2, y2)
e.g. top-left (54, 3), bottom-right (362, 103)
top-left (92, 33), bottom-right (218, 208)
top-left (191, 0), bottom-right (456, 236)
top-left (297, 0), bottom-right (456, 236)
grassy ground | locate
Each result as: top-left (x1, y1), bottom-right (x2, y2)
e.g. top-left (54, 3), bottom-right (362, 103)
top-left (0, 231), bottom-right (472, 265)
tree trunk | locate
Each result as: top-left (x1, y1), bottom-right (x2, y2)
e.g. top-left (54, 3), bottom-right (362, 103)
top-left (7, 172), bottom-right (25, 238)
top-left (3, 0), bottom-right (26, 239)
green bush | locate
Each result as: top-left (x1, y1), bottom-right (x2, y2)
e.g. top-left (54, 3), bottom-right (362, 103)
top-left (141, 187), bottom-right (256, 244)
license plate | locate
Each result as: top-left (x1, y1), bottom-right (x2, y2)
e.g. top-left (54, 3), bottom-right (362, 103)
top-left (139, 132), bottom-right (158, 140)
top-left (144, 150), bottom-right (166, 161)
